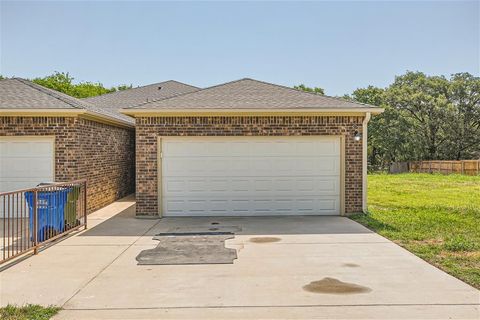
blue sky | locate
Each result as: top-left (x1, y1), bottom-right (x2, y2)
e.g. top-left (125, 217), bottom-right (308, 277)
top-left (1, 1), bottom-right (478, 96)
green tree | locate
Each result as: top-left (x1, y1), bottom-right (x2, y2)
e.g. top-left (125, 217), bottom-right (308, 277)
top-left (73, 82), bottom-right (116, 98)
top-left (348, 86), bottom-right (410, 169)
top-left (350, 71), bottom-right (480, 169)
top-left (442, 73), bottom-right (480, 159)
top-left (32, 72), bottom-right (131, 98)
top-left (115, 84), bottom-right (133, 91)
top-left (386, 72), bottom-right (454, 160)
top-left (294, 84), bottom-right (325, 95)
top-left (33, 72), bottom-right (78, 96)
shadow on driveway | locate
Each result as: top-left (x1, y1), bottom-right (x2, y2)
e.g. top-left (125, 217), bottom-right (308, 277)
top-left (79, 202), bottom-right (374, 237)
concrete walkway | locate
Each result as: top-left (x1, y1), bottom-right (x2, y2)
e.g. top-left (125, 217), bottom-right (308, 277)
top-left (0, 196), bottom-right (478, 319)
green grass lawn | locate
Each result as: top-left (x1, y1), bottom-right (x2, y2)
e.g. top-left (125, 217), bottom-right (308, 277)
top-left (351, 173), bottom-right (480, 289)
top-left (0, 305), bottom-right (60, 320)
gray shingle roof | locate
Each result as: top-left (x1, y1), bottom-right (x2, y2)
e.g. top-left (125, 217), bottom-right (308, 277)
top-left (130, 78), bottom-right (379, 110)
top-left (0, 78), bottom-right (134, 125)
top-left (1, 78), bottom-right (80, 109)
top-left (84, 80), bottom-right (199, 110)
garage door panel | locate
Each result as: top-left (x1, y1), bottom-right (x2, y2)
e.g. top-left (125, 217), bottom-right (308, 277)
top-left (231, 179), bottom-right (249, 192)
top-left (0, 138), bottom-right (54, 192)
top-left (164, 180), bottom-right (185, 193)
top-left (163, 196), bottom-right (340, 216)
top-left (164, 138), bottom-right (340, 158)
top-left (1, 140), bottom-right (51, 155)
top-left (210, 179), bottom-right (229, 192)
top-left (163, 142), bottom-right (202, 156)
top-left (187, 180), bottom-right (206, 192)
top-left (297, 199), bottom-right (315, 212)
top-left (165, 140), bottom-right (254, 157)
top-left (275, 159), bottom-right (294, 172)
top-left (163, 176), bottom-right (339, 197)
top-left (313, 140), bottom-right (339, 155)
top-left (161, 137), bottom-right (341, 216)
top-left (274, 179), bottom-right (293, 191)
top-left (210, 159), bottom-right (230, 171)
top-left (164, 200), bottom-right (185, 214)
top-left (254, 179), bottom-right (272, 191)
top-left (295, 141), bottom-right (319, 155)
top-left (295, 157), bottom-right (340, 174)
top-left (0, 138), bottom-right (54, 218)
top-left (210, 200), bottom-right (229, 213)
top-left (163, 157), bottom-right (340, 177)
top-left (230, 159), bottom-right (250, 172)
top-left (315, 178), bottom-right (340, 193)
top-left (1, 158), bottom-right (52, 178)
top-left (29, 141), bottom-right (54, 155)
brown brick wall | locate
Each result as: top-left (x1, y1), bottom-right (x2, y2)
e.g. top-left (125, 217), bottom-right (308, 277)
top-left (0, 116), bottom-right (135, 213)
top-left (136, 116), bottom-right (364, 216)
top-left (77, 118), bottom-right (135, 212)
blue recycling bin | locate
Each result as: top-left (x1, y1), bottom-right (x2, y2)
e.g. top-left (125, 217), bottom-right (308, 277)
top-left (25, 187), bottom-right (71, 242)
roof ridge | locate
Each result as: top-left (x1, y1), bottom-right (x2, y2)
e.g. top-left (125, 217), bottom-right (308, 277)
top-left (84, 80), bottom-right (200, 101)
top-left (128, 78), bottom-right (251, 109)
top-left (13, 78), bottom-right (86, 109)
top-left (165, 80), bottom-right (201, 90)
top-left (129, 78), bottom-right (379, 109)
top-left (248, 78), bottom-right (377, 109)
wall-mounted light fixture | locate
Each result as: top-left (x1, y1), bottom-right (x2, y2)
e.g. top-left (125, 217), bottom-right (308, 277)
top-left (353, 124), bottom-right (362, 142)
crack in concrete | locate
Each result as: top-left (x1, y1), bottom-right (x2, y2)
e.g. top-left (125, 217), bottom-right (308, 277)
top-left (62, 302), bottom-right (480, 311)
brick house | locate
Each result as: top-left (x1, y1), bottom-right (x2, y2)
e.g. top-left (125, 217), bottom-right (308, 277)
top-left (0, 78), bottom-right (135, 213)
top-left (122, 78), bottom-right (383, 217)
top-left (0, 78), bottom-right (199, 213)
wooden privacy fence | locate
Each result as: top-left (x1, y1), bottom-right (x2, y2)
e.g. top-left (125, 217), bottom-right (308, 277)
top-left (390, 160), bottom-right (480, 175)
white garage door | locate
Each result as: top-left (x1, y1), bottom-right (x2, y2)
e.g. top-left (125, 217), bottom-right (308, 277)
top-left (161, 136), bottom-right (341, 216)
top-left (0, 137), bottom-right (55, 193)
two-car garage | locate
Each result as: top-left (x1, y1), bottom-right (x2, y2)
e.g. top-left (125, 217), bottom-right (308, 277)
top-left (159, 136), bottom-right (343, 217)
top-left (126, 79), bottom-right (381, 216)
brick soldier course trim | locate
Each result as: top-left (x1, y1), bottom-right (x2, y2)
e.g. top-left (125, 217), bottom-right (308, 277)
top-left (0, 116), bottom-right (135, 213)
top-left (135, 115), bottom-right (364, 216)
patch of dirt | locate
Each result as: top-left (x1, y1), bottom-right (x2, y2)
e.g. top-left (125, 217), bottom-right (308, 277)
top-left (249, 237), bottom-right (281, 243)
top-left (438, 250), bottom-right (480, 259)
top-left (342, 263), bottom-right (360, 268)
top-left (406, 239), bottom-right (444, 245)
top-left (303, 277), bottom-right (371, 295)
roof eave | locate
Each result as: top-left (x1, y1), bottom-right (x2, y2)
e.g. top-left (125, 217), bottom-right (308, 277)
top-left (81, 111), bottom-right (135, 129)
top-left (121, 108), bottom-right (384, 117)
top-left (0, 109), bottom-right (135, 129)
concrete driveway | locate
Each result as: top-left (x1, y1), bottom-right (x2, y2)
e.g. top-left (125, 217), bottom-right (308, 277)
top-left (1, 196), bottom-right (478, 319)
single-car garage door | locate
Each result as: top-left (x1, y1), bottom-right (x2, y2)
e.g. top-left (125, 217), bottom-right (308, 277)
top-left (0, 136), bottom-right (54, 193)
top-left (160, 136), bottom-right (342, 216)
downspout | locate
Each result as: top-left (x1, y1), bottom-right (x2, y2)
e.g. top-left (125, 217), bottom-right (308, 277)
top-left (362, 112), bottom-right (371, 213)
